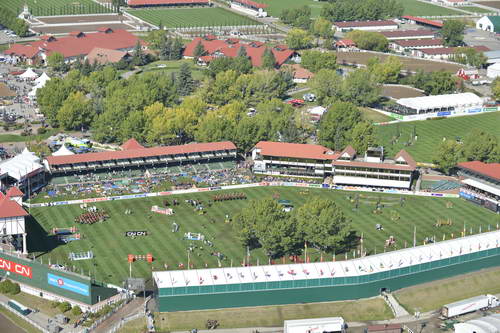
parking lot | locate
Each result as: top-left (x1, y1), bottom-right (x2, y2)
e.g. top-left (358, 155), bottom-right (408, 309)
top-left (464, 27), bottom-right (500, 50)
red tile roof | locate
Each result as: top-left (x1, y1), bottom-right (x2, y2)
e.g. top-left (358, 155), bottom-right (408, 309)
top-left (254, 141), bottom-right (339, 161)
top-left (381, 29), bottom-right (435, 39)
top-left (332, 160), bottom-right (415, 171)
top-left (183, 37), bottom-right (295, 67)
top-left (282, 64), bottom-right (313, 80)
top-left (335, 39), bottom-right (356, 47)
top-left (394, 149), bottom-right (417, 169)
top-left (339, 145), bottom-right (356, 158)
top-left (457, 161), bottom-right (500, 181)
top-left (121, 138), bottom-right (144, 150)
top-left (128, 0), bottom-right (208, 5)
top-left (87, 47), bottom-right (128, 65)
top-left (0, 196), bottom-right (28, 219)
top-left (333, 20), bottom-right (397, 28)
top-left (402, 15), bottom-right (443, 28)
top-left (46, 141), bottom-right (237, 166)
top-left (6, 186), bottom-right (24, 198)
top-left (420, 45), bottom-right (490, 55)
top-left (6, 29), bottom-right (141, 60)
top-left (392, 38), bottom-right (443, 48)
top-left (233, 0), bottom-right (268, 8)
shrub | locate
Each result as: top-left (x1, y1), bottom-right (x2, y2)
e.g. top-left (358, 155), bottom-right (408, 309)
top-left (71, 306), bottom-right (82, 316)
top-left (36, 127), bottom-right (47, 134)
top-left (58, 301), bottom-right (71, 313)
top-left (50, 301), bottom-right (60, 308)
top-left (0, 280), bottom-right (21, 294)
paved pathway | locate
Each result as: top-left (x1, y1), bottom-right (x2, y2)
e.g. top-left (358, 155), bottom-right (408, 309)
top-left (0, 312), bottom-right (25, 333)
top-left (93, 297), bottom-right (144, 333)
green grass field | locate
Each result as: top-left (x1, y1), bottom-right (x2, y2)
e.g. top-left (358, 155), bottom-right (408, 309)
top-left (397, 0), bottom-right (465, 16)
top-left (127, 7), bottom-right (261, 28)
top-left (460, 6), bottom-right (495, 13)
top-left (29, 186), bottom-right (498, 286)
top-left (375, 112), bottom-right (500, 163)
top-left (0, 0), bottom-right (111, 16)
top-left (258, 0), bottom-right (323, 18)
top-left (394, 266), bottom-right (500, 313)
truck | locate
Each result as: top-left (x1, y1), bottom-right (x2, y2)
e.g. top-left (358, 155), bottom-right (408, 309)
top-left (441, 294), bottom-right (499, 318)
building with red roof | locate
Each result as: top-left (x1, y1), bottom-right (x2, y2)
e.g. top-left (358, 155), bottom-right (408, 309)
top-left (4, 28), bottom-right (143, 65)
top-left (230, 0), bottom-right (268, 17)
top-left (402, 16), bottom-right (443, 28)
top-left (390, 38), bottom-right (444, 53)
top-left (281, 64), bottom-right (314, 83)
top-left (184, 36), bottom-right (297, 68)
top-left (0, 188), bottom-right (29, 254)
top-left (251, 142), bottom-right (416, 188)
top-left (457, 161), bottom-right (500, 212)
top-left (86, 47), bottom-right (130, 65)
top-left (333, 20), bottom-right (398, 32)
top-left (380, 29), bottom-right (436, 40)
top-left (127, 0), bottom-right (209, 7)
top-left (416, 45), bottom-right (490, 60)
top-left (121, 138), bottom-right (145, 151)
top-left (44, 141), bottom-right (237, 174)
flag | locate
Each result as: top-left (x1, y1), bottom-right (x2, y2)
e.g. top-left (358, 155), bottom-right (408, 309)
top-left (479, 226), bottom-right (482, 233)
top-left (443, 234), bottom-right (446, 241)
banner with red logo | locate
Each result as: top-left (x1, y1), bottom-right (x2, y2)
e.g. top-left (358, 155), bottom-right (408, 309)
top-left (0, 257), bottom-right (32, 279)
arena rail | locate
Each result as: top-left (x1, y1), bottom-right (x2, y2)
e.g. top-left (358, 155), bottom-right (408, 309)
top-left (26, 182), bottom-right (458, 208)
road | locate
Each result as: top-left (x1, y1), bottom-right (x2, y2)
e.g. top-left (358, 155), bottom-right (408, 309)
top-left (0, 312), bottom-right (25, 333)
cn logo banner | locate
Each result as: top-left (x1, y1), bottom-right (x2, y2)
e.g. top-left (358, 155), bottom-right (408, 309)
top-left (125, 231), bottom-right (148, 237)
top-left (0, 257), bottom-right (32, 279)
top-left (47, 273), bottom-right (90, 296)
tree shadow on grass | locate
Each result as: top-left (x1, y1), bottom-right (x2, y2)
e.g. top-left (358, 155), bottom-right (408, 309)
top-left (25, 215), bottom-right (64, 257)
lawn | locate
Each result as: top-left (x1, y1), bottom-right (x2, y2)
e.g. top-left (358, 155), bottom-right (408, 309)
top-left (127, 7), bottom-right (261, 28)
top-left (375, 112), bottom-right (500, 163)
top-left (143, 59), bottom-right (206, 80)
top-left (394, 266), bottom-right (500, 313)
top-left (0, 0), bottom-right (111, 16)
top-left (157, 297), bottom-right (392, 330)
top-left (0, 128), bottom-right (59, 143)
top-left (397, 0), bottom-right (465, 16)
top-left (29, 186), bottom-right (498, 286)
top-left (460, 6), bottom-right (495, 13)
top-left (361, 107), bottom-right (393, 123)
top-left (258, 0), bottom-right (323, 18)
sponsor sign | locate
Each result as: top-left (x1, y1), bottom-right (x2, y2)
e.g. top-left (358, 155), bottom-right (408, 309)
top-left (468, 108), bottom-right (482, 114)
top-left (159, 192), bottom-right (172, 195)
top-left (389, 113), bottom-right (403, 120)
top-left (483, 107), bottom-right (498, 112)
top-left (0, 257), bottom-right (32, 279)
top-left (308, 184), bottom-right (322, 188)
top-left (437, 111), bottom-right (451, 117)
top-left (48, 273), bottom-right (89, 296)
top-left (125, 231), bottom-right (148, 237)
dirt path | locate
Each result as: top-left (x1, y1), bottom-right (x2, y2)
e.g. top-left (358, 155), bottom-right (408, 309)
top-left (93, 298), bottom-right (144, 333)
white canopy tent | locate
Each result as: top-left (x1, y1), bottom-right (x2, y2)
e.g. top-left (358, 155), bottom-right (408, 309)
top-left (0, 148), bottom-right (43, 181)
top-left (28, 80), bottom-right (47, 97)
top-left (19, 68), bottom-right (38, 79)
top-left (34, 72), bottom-right (50, 85)
top-left (52, 145), bottom-right (74, 157)
top-left (396, 93), bottom-right (483, 113)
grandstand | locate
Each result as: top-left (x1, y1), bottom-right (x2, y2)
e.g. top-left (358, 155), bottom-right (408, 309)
top-left (230, 0), bottom-right (268, 17)
top-left (153, 230), bottom-right (500, 312)
top-left (430, 180), bottom-right (461, 192)
top-left (458, 161), bottom-right (500, 213)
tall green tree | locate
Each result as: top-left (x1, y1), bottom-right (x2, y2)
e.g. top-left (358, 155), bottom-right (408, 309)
top-left (261, 48), bottom-right (277, 69)
top-left (56, 91), bottom-right (94, 130)
top-left (442, 20), bottom-right (465, 46)
top-left (175, 63), bottom-right (195, 96)
top-left (193, 41), bottom-right (205, 58)
top-left (461, 129), bottom-right (499, 162)
top-left (285, 28), bottom-right (313, 50)
top-left (342, 69), bottom-right (381, 106)
top-left (346, 30), bottom-right (388, 52)
top-left (433, 139), bottom-right (462, 175)
top-left (367, 56), bottom-right (402, 84)
top-left (319, 101), bottom-right (363, 151)
top-left (294, 198), bottom-right (354, 253)
top-left (309, 69), bottom-right (343, 105)
top-left (47, 52), bottom-right (66, 72)
top-left (350, 121), bottom-right (376, 153)
top-left (312, 17), bottom-right (334, 39)
top-left (300, 50), bottom-right (337, 73)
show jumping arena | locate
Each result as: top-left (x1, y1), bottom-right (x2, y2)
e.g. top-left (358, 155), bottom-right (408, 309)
top-left (153, 230), bottom-right (500, 312)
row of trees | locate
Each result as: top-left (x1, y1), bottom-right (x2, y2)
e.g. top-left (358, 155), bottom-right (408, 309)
top-left (433, 129), bottom-right (500, 174)
top-left (345, 30), bottom-right (389, 52)
top-left (235, 198), bottom-right (355, 259)
top-left (320, 0), bottom-right (403, 22)
top-left (0, 7), bottom-right (29, 37)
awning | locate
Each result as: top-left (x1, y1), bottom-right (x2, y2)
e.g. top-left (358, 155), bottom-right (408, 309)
top-left (463, 178), bottom-right (500, 197)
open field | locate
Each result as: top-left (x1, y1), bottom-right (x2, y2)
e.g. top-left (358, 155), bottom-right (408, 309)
top-left (127, 7), bottom-right (261, 28)
top-left (36, 14), bottom-right (122, 24)
top-left (0, 0), bottom-right (111, 16)
top-left (32, 23), bottom-right (134, 34)
top-left (461, 5), bottom-right (496, 13)
top-left (375, 112), bottom-right (500, 162)
top-left (143, 59), bottom-right (206, 80)
top-left (258, 0), bottom-right (323, 18)
top-left (397, 0), bottom-right (465, 16)
top-left (156, 297), bottom-right (392, 330)
top-left (394, 266), bottom-right (500, 313)
top-left (477, 1), bottom-right (500, 10)
top-left (117, 317), bottom-right (147, 333)
top-left (361, 107), bottom-right (393, 123)
top-left (336, 52), bottom-right (463, 73)
top-left (30, 186), bottom-right (498, 285)
top-left (382, 85), bottom-right (425, 99)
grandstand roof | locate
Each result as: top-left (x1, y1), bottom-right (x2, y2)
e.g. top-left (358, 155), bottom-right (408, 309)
top-left (396, 92), bottom-right (482, 111)
top-left (121, 138), bottom-right (144, 150)
top-left (45, 141), bottom-right (237, 166)
top-left (153, 230), bottom-right (500, 289)
top-left (253, 141), bottom-right (339, 161)
top-left (458, 161), bottom-right (500, 181)
top-left (127, 0), bottom-right (209, 6)
top-left (232, 0), bottom-right (268, 8)
top-left (333, 20), bottom-right (397, 28)
top-left (392, 38), bottom-right (443, 48)
top-left (381, 29), bottom-right (435, 39)
top-left (402, 16), bottom-right (443, 28)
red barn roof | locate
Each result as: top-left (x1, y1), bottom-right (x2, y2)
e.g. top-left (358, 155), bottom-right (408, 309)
top-left (121, 138), bottom-right (144, 150)
top-left (233, 0), bottom-right (268, 8)
top-left (0, 196), bottom-right (28, 219)
top-left (6, 186), bottom-right (24, 198)
top-left (46, 141), bottom-right (237, 166)
top-left (381, 29), bottom-right (435, 39)
top-left (128, 0), bottom-right (208, 6)
top-left (392, 38), bottom-right (443, 48)
top-left (6, 28), bottom-right (142, 60)
top-left (254, 141), bottom-right (339, 161)
top-left (457, 161), bottom-right (500, 181)
top-left (333, 20), bottom-right (397, 28)
top-left (402, 15), bottom-right (443, 28)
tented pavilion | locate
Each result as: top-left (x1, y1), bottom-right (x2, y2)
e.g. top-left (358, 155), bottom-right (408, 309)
top-left (393, 92), bottom-right (483, 115)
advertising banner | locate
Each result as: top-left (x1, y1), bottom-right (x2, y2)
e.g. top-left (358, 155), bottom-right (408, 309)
top-left (437, 111), bottom-right (451, 117)
top-left (124, 231), bottom-right (148, 237)
top-left (47, 273), bottom-right (89, 296)
top-left (0, 257), bottom-right (32, 279)
top-left (483, 107), bottom-right (498, 112)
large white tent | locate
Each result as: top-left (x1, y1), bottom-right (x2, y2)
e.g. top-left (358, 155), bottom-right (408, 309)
top-left (396, 93), bottom-right (483, 114)
top-left (0, 148), bottom-right (43, 181)
top-left (487, 63), bottom-right (500, 79)
top-left (34, 72), bottom-right (50, 85)
top-left (19, 68), bottom-right (38, 79)
top-left (52, 145), bottom-right (74, 157)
